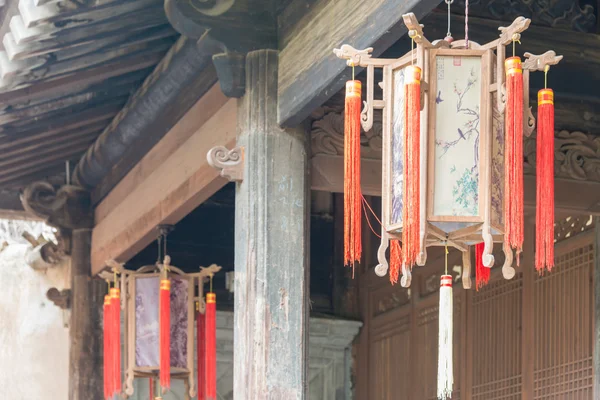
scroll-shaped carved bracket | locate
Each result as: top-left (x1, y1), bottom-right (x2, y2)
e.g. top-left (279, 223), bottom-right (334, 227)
top-left (47, 288), bottom-right (71, 310)
top-left (498, 17), bottom-right (531, 44)
top-left (333, 45), bottom-right (373, 67)
top-left (374, 231), bottom-right (389, 278)
top-left (207, 145), bottom-right (244, 182)
top-left (21, 182), bottom-right (93, 231)
top-left (523, 50), bottom-right (563, 72)
top-left (462, 250), bottom-right (472, 290)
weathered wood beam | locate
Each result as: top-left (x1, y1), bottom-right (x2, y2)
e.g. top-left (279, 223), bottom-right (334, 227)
top-left (72, 37), bottom-right (219, 204)
top-left (277, 0), bottom-right (442, 127)
top-left (0, 50), bottom-right (162, 105)
top-left (234, 49), bottom-right (309, 398)
top-left (91, 84), bottom-right (233, 275)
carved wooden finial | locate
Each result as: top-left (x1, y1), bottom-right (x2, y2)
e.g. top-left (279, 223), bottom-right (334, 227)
top-left (332, 44), bottom-right (373, 66)
top-left (523, 50), bottom-right (563, 71)
top-left (498, 17), bottom-right (531, 45)
top-left (207, 146), bottom-right (244, 182)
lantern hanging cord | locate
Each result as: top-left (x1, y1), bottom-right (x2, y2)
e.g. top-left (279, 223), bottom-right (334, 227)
top-left (544, 65), bottom-right (550, 89)
top-left (464, 0), bottom-right (469, 49)
top-left (113, 268), bottom-right (119, 289)
top-left (408, 30), bottom-right (419, 65)
top-left (156, 235), bottom-right (163, 266)
top-left (445, 0), bottom-right (453, 38)
top-left (361, 194), bottom-right (382, 239)
top-left (512, 34), bottom-right (521, 57)
top-left (209, 274), bottom-right (214, 293)
top-left (444, 240), bottom-right (449, 275)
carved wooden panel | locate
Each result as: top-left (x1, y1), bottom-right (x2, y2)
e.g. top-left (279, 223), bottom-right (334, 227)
top-left (554, 215), bottom-right (595, 243)
top-left (472, 276), bottom-right (523, 399)
top-left (533, 238), bottom-right (594, 398)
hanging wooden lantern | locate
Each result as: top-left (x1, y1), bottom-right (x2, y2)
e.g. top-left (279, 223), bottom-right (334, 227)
top-left (334, 14), bottom-right (562, 288)
top-left (103, 258), bottom-right (221, 399)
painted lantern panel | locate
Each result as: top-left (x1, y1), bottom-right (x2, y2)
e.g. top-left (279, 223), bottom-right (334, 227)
top-left (135, 276), bottom-right (188, 369)
top-left (433, 55), bottom-right (482, 217)
top-left (391, 66), bottom-right (406, 226)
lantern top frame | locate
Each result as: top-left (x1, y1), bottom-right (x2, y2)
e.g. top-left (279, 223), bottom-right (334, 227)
top-left (334, 13), bottom-right (562, 289)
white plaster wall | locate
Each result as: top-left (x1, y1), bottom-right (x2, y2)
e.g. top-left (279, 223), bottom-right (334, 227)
top-left (0, 243), bottom-right (70, 400)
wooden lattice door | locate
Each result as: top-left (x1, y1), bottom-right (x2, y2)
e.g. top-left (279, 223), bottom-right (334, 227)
top-left (357, 216), bottom-right (596, 399)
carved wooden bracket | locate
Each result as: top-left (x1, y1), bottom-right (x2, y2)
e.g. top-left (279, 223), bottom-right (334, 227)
top-left (164, 0), bottom-right (277, 98)
top-left (47, 288), bottom-right (71, 310)
top-left (20, 182), bottom-right (93, 230)
top-left (207, 145), bottom-right (244, 182)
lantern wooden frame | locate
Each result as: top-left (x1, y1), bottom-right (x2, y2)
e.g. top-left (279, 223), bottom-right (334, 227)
top-left (334, 13), bottom-right (562, 289)
top-left (104, 259), bottom-right (221, 400)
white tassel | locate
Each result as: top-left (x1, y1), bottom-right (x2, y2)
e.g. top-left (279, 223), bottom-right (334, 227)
top-left (437, 275), bottom-right (453, 400)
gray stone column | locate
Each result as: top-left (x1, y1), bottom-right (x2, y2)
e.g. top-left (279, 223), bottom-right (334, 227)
top-left (234, 49), bottom-right (310, 399)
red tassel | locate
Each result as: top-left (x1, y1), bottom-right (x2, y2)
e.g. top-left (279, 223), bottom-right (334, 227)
top-left (205, 293), bottom-right (217, 400)
top-left (159, 279), bottom-right (171, 391)
top-left (402, 65), bottom-right (421, 268)
top-left (110, 287), bottom-right (121, 397)
top-left (197, 308), bottom-right (206, 400)
top-left (389, 240), bottom-right (403, 285)
top-left (504, 57), bottom-right (524, 264)
top-left (103, 295), bottom-right (112, 400)
top-left (536, 89), bottom-right (555, 272)
top-left (475, 242), bottom-right (490, 290)
top-left (344, 80), bottom-right (362, 269)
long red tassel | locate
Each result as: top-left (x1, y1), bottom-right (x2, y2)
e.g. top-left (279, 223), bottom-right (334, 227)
top-left (504, 56), bottom-right (524, 264)
top-left (159, 278), bottom-right (171, 391)
top-left (103, 295), bottom-right (112, 400)
top-left (536, 88), bottom-right (555, 272)
top-left (110, 287), bottom-right (121, 397)
top-left (344, 80), bottom-right (362, 269)
top-left (389, 240), bottom-right (403, 285)
top-left (403, 65), bottom-right (421, 268)
top-left (205, 293), bottom-right (217, 400)
top-left (197, 307), bottom-right (206, 400)
top-left (475, 242), bottom-right (490, 290)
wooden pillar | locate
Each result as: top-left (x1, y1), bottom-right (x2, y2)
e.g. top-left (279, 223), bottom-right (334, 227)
top-left (234, 49), bottom-right (310, 399)
top-left (70, 228), bottom-right (104, 399)
top-left (594, 217), bottom-right (600, 398)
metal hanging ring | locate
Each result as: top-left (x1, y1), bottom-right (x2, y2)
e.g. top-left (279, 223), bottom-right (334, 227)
top-left (444, 0), bottom-right (453, 4)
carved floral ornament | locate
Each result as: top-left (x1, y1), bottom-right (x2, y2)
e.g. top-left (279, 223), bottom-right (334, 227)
top-left (311, 112), bottom-right (600, 184)
top-left (452, 0), bottom-right (596, 33)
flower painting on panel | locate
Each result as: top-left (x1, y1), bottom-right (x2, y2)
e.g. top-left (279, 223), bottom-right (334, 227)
top-left (433, 56), bottom-right (481, 216)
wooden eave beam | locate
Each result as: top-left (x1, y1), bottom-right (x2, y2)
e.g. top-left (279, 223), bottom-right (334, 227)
top-left (91, 84), bottom-right (233, 275)
top-left (276, 0), bottom-right (442, 127)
